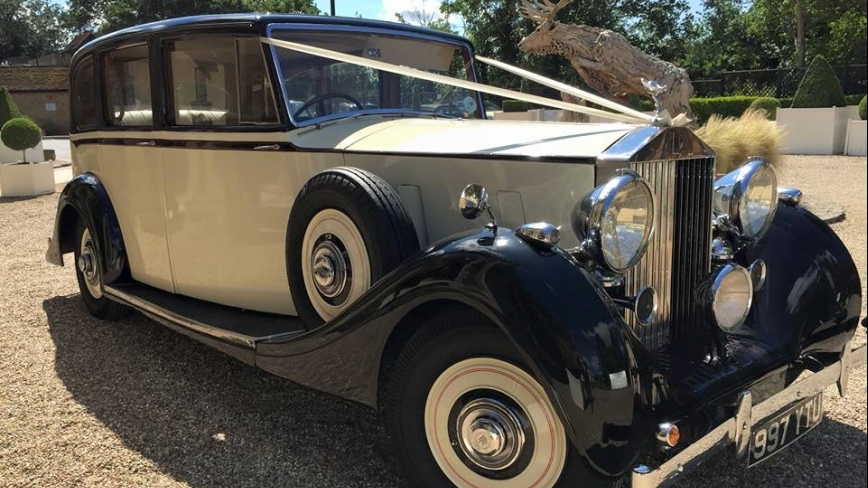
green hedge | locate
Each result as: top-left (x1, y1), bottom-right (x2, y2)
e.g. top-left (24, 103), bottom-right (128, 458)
top-left (502, 100), bottom-right (531, 113)
top-left (792, 55), bottom-right (846, 108)
top-left (690, 96), bottom-right (760, 125)
top-left (846, 94), bottom-right (865, 106)
top-left (860, 96), bottom-right (867, 120)
top-left (0, 87), bottom-right (22, 127)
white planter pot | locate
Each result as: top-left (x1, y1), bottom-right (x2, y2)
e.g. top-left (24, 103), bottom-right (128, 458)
top-left (844, 120), bottom-right (867, 156)
top-left (0, 162), bottom-right (56, 197)
top-left (776, 106), bottom-right (860, 155)
top-left (0, 141), bottom-right (45, 164)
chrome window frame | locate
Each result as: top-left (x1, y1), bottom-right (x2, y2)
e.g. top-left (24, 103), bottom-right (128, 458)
top-left (265, 23), bottom-right (486, 128)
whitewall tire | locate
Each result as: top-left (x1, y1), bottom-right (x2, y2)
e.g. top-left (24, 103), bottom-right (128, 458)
top-left (384, 314), bottom-right (577, 488)
top-left (425, 357), bottom-right (568, 488)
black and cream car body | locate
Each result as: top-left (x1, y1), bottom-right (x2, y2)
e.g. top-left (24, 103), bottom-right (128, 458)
top-left (47, 14), bottom-right (865, 488)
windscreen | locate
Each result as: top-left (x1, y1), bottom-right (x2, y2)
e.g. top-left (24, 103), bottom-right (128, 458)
top-left (271, 29), bottom-right (483, 123)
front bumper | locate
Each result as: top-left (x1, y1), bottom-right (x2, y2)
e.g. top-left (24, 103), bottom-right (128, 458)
top-left (632, 340), bottom-right (867, 488)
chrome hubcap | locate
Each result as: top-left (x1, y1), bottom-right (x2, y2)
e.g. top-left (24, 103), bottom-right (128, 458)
top-left (456, 398), bottom-right (526, 472)
top-left (310, 238), bottom-right (348, 300)
top-left (79, 229), bottom-right (102, 299)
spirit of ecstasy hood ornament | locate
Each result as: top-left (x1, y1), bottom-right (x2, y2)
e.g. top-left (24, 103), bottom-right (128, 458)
top-left (642, 78), bottom-right (672, 127)
top-left (642, 78), bottom-right (692, 127)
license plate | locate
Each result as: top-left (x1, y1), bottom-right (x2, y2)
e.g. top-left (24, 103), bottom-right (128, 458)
top-left (748, 393), bottom-right (824, 467)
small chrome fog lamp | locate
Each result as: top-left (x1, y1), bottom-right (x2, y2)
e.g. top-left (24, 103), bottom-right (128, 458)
top-left (713, 157), bottom-right (779, 240)
top-left (634, 286), bottom-right (658, 326)
top-left (572, 170), bottom-right (655, 273)
top-left (706, 264), bottom-right (754, 331)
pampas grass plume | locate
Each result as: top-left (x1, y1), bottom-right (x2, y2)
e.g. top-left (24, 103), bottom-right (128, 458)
top-left (695, 109), bottom-right (784, 174)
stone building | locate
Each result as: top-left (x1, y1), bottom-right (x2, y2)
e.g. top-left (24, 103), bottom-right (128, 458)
top-left (0, 67), bottom-right (69, 135)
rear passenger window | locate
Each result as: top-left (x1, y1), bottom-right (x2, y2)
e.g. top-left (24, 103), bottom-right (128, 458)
top-left (167, 37), bottom-right (279, 127)
top-left (104, 45), bottom-right (152, 127)
top-left (72, 55), bottom-right (98, 130)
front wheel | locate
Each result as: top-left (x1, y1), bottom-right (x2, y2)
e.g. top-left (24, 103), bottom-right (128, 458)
top-left (384, 314), bottom-right (577, 488)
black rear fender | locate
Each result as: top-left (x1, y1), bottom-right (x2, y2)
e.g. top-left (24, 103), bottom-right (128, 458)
top-left (47, 173), bottom-right (129, 284)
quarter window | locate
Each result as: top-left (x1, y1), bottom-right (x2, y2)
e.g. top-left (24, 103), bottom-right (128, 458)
top-left (103, 44), bottom-right (152, 127)
top-left (72, 55), bottom-right (97, 130)
top-left (167, 37), bottom-right (279, 126)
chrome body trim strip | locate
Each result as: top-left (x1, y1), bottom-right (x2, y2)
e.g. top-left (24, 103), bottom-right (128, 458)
top-left (632, 342), bottom-right (867, 488)
top-left (103, 285), bottom-right (298, 348)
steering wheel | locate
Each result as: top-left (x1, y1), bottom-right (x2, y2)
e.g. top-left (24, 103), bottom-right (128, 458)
top-left (294, 93), bottom-right (364, 120)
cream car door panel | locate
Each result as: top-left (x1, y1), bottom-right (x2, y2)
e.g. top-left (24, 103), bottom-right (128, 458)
top-left (165, 146), bottom-right (304, 316)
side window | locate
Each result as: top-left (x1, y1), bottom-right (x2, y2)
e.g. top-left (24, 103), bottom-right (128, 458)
top-left (72, 55), bottom-right (98, 130)
top-left (167, 37), bottom-right (279, 127)
top-left (104, 45), bottom-right (152, 127)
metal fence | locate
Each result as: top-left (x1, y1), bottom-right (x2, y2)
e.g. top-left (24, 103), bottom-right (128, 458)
top-left (692, 65), bottom-right (867, 98)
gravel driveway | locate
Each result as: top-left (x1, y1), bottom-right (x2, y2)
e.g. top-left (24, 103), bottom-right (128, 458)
top-left (1, 156), bottom-right (865, 488)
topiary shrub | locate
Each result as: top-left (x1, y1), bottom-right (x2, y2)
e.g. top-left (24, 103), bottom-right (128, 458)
top-left (860, 96), bottom-right (867, 120)
top-left (0, 86), bottom-right (22, 128)
top-left (502, 100), bottom-right (531, 113)
top-left (777, 97), bottom-right (794, 109)
top-left (1, 117), bottom-right (43, 163)
top-left (791, 55), bottom-right (846, 108)
top-left (749, 97), bottom-right (782, 120)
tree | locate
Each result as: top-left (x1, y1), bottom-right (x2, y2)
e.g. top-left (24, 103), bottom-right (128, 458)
top-left (680, 0), bottom-right (769, 77)
top-left (748, 0), bottom-right (867, 69)
top-left (66, 0), bottom-right (320, 35)
top-left (1, 0), bottom-right (67, 62)
top-left (394, 0), bottom-right (454, 32)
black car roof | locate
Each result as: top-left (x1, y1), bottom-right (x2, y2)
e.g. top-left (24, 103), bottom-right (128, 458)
top-left (73, 14), bottom-right (473, 63)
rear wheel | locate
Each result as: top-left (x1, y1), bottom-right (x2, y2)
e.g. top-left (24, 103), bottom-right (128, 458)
top-left (74, 220), bottom-right (128, 320)
top-left (384, 313), bottom-right (575, 488)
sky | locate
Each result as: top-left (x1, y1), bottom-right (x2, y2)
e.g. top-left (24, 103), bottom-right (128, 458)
top-left (314, 0), bottom-right (705, 23)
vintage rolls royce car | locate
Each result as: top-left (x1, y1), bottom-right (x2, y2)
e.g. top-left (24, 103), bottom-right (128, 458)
top-left (47, 13), bottom-right (865, 488)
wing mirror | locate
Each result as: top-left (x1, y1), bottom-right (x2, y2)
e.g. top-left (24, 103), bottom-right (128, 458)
top-left (458, 184), bottom-right (497, 228)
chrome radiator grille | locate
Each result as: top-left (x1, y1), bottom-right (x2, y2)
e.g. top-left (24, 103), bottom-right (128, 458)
top-left (625, 157), bottom-right (716, 350)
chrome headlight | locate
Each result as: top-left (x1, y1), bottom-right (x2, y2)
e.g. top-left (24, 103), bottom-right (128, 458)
top-left (572, 170), bottom-right (655, 273)
top-left (713, 158), bottom-right (778, 240)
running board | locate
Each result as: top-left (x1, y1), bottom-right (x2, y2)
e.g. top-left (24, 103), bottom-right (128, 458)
top-left (104, 283), bottom-right (306, 363)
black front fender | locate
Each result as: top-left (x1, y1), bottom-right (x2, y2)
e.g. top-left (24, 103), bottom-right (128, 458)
top-left (742, 203), bottom-right (862, 359)
top-left (46, 173), bottom-right (129, 284)
top-left (256, 228), bottom-right (645, 481)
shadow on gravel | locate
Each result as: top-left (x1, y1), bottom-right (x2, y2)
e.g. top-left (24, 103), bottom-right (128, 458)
top-left (44, 295), bottom-right (409, 488)
top-left (0, 195), bottom-right (44, 204)
top-left (43, 295), bottom-right (866, 488)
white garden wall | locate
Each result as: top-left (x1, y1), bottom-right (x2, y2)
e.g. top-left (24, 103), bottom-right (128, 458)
top-left (776, 106), bottom-right (860, 155)
top-left (845, 120), bottom-right (867, 156)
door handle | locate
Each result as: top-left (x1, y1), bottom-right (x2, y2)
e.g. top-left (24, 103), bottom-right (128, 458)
top-left (136, 141), bottom-right (156, 147)
top-left (253, 144), bottom-right (282, 151)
